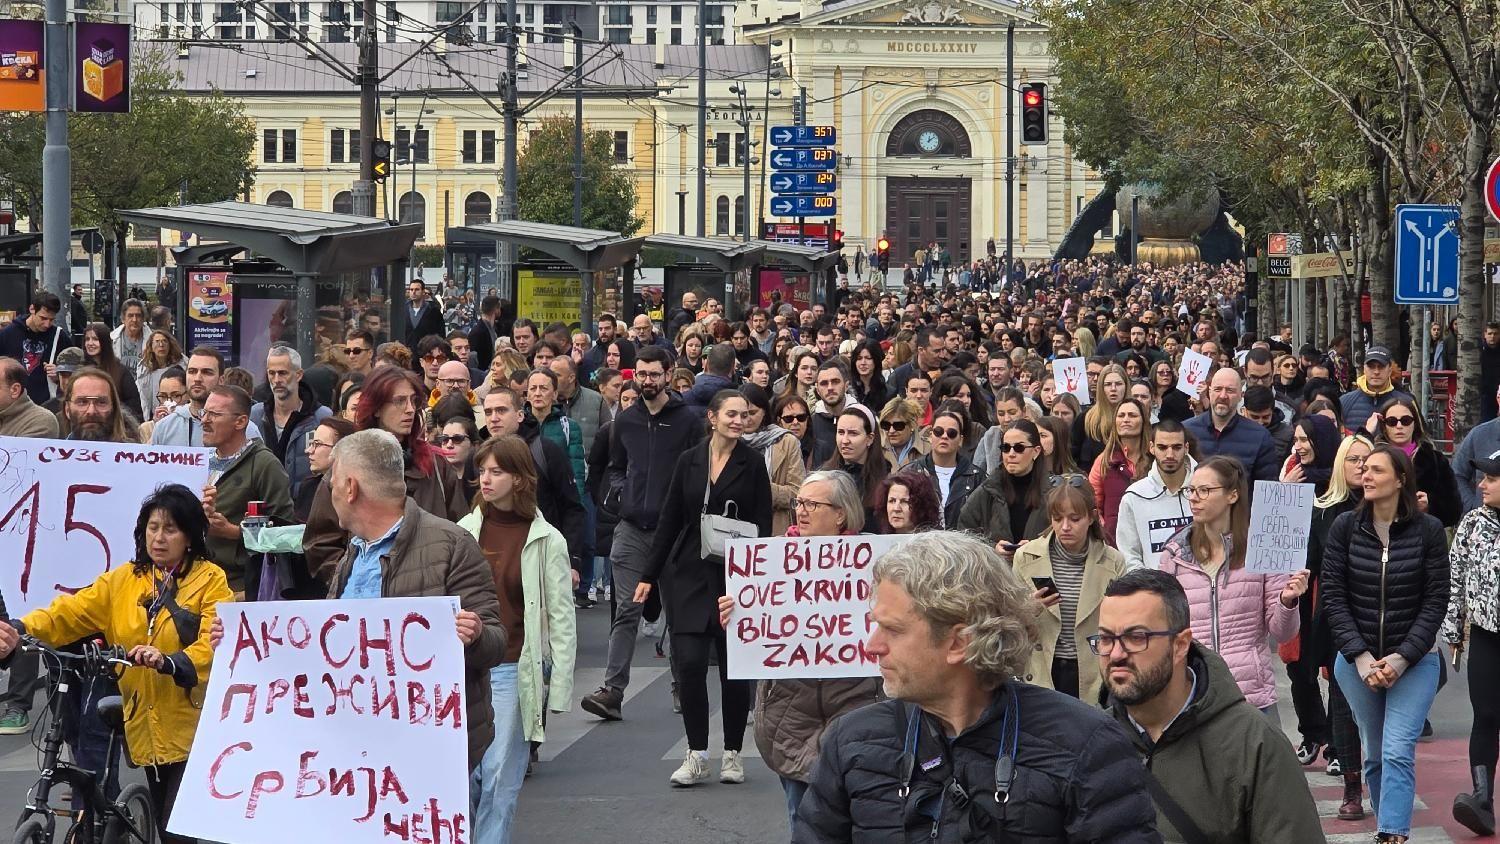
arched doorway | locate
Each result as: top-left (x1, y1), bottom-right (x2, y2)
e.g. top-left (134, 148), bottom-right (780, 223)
top-left (883, 109), bottom-right (974, 267)
top-left (266, 190), bottom-right (294, 209)
top-left (331, 190), bottom-right (353, 214)
top-left (398, 191), bottom-right (426, 237)
top-left (463, 192), bottom-right (492, 225)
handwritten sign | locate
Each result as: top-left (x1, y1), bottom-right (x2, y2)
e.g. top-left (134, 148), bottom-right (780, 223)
top-left (1246, 481), bottom-right (1315, 574)
top-left (0, 436), bottom-right (212, 614)
top-left (725, 534), bottom-right (916, 680)
top-left (1176, 348), bottom-right (1212, 398)
top-left (1052, 357), bottom-right (1090, 404)
top-left (170, 598), bottom-right (470, 844)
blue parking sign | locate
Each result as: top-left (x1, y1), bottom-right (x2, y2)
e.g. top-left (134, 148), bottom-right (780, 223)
top-left (1394, 204), bottom-right (1459, 305)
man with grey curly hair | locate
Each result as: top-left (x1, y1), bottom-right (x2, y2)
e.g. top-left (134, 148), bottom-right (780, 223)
top-left (793, 531), bottom-right (1161, 842)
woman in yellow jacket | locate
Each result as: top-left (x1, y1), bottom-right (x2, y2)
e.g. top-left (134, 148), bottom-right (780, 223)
top-left (1009, 480), bottom-right (1127, 705)
top-left (0, 484), bottom-right (231, 844)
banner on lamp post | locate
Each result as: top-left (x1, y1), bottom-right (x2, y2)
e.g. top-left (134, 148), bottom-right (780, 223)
top-left (0, 20), bottom-right (44, 112)
top-left (73, 22), bottom-right (129, 113)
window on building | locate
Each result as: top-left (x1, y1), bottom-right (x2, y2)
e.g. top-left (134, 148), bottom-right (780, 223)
top-left (669, 26), bottom-right (680, 44)
top-left (464, 192), bottom-right (492, 225)
top-left (715, 196), bottom-right (730, 236)
top-left (646, 5), bottom-right (657, 24)
top-left (645, 27), bottom-right (656, 44)
top-left (703, 4), bottom-right (724, 43)
top-left (398, 191), bottom-right (426, 236)
top-left (714, 132), bottom-right (730, 167)
top-left (669, 5), bottom-right (681, 44)
top-left (394, 127), bottom-right (430, 164)
top-left (330, 128), bottom-right (360, 163)
top-left (734, 196), bottom-right (745, 235)
top-left (462, 130), bottom-right (477, 164)
top-left (262, 128), bottom-right (297, 163)
top-left (542, 5), bottom-right (567, 42)
top-left (612, 130), bottom-right (629, 163)
top-left (271, 1), bottom-right (294, 37)
top-left (266, 190), bottom-right (294, 208)
top-left (734, 131), bottom-right (746, 166)
top-left (436, 2), bottom-right (466, 21)
top-left (332, 191), bottom-right (354, 214)
top-left (384, 1), bottom-right (399, 40)
top-left (481, 130), bottom-right (496, 163)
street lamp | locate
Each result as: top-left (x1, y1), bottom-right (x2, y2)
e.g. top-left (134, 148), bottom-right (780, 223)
top-left (757, 39), bottom-right (784, 239)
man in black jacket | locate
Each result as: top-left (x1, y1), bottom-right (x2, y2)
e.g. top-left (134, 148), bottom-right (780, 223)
top-left (467, 295), bottom-right (502, 371)
top-left (480, 386), bottom-right (586, 576)
top-left (794, 532), bottom-right (1160, 842)
top-left (0, 292), bottom-right (74, 406)
top-left (581, 345), bottom-right (704, 721)
top-left (402, 279), bottom-right (446, 349)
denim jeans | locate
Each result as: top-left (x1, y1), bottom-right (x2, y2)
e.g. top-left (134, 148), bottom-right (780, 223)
top-left (470, 664), bottom-right (528, 844)
top-left (576, 495), bottom-right (597, 600)
top-left (1335, 651), bottom-right (1441, 837)
top-left (781, 776), bottom-right (808, 833)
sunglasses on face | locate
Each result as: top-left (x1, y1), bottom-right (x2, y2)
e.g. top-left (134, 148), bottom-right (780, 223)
top-left (999, 442), bottom-right (1035, 454)
top-left (780, 412), bottom-right (810, 424)
top-left (880, 420), bottom-right (908, 432)
top-left (1047, 473), bottom-right (1088, 489)
top-left (437, 434), bottom-right (471, 446)
top-left (1383, 415), bottom-right (1416, 427)
top-left (930, 426), bottom-right (961, 440)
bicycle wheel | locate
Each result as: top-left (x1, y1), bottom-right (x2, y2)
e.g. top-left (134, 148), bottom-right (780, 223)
top-left (100, 784), bottom-right (155, 844)
top-left (12, 817), bottom-right (50, 844)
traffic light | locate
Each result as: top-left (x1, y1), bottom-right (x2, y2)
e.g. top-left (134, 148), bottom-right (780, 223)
top-left (831, 229), bottom-right (844, 252)
top-left (1020, 82), bottom-right (1048, 146)
top-left (876, 236), bottom-right (891, 272)
top-left (372, 138), bottom-right (392, 181)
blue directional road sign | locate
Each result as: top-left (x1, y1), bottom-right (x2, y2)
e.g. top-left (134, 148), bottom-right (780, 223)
top-left (770, 195), bottom-right (837, 217)
top-left (770, 172), bottom-right (836, 195)
top-left (769, 125), bottom-right (837, 147)
top-left (769, 147), bottom-right (838, 171)
top-left (1395, 204), bottom-right (1460, 305)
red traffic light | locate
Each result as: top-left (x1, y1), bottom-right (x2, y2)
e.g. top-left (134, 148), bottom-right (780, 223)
top-left (877, 237), bottom-right (890, 252)
top-left (1024, 89), bottom-right (1042, 107)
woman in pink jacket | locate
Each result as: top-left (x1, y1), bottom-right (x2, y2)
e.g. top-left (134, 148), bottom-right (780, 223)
top-left (1158, 455), bottom-right (1309, 714)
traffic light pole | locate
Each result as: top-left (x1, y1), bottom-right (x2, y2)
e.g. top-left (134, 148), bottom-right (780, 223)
top-left (1004, 21), bottom-right (1014, 290)
top-left (498, 0), bottom-right (518, 299)
top-left (695, 0), bottom-right (707, 238)
top-left (41, 0), bottom-right (69, 326)
top-left (353, 0), bottom-right (378, 219)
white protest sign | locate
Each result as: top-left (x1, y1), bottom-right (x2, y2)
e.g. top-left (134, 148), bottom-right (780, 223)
top-left (1052, 357), bottom-right (1090, 404)
top-left (171, 598), bottom-right (470, 844)
top-left (1176, 348), bottom-right (1213, 398)
top-left (0, 436), bottom-right (212, 614)
top-left (725, 534), bottom-right (916, 680)
top-left (1245, 481), bottom-right (1315, 575)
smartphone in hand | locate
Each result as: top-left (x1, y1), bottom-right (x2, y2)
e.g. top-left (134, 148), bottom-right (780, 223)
top-left (1031, 576), bottom-right (1057, 595)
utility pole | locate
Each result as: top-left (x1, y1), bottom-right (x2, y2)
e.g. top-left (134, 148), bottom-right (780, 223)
top-left (353, 0), bottom-right (378, 218)
top-left (755, 40), bottom-right (782, 241)
top-left (1003, 22), bottom-right (1013, 290)
top-left (571, 22), bottom-right (583, 229)
top-left (41, 0), bottom-right (69, 326)
top-left (695, 0), bottom-right (707, 237)
top-left (730, 84), bottom-right (752, 242)
top-left (498, 0), bottom-right (518, 298)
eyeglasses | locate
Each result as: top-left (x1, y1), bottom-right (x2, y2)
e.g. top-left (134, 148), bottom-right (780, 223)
top-left (1086, 629), bottom-right (1182, 655)
top-left (998, 442), bottom-right (1035, 454)
top-left (1184, 485), bottom-right (1224, 499)
top-left (345, 346), bottom-right (368, 356)
top-left (792, 497), bottom-right (836, 513)
top-left (1047, 473), bottom-right (1088, 489)
top-left (1383, 415), bottom-right (1416, 427)
top-left (930, 426), bottom-right (961, 440)
top-left (780, 412), bottom-right (810, 424)
top-left (199, 408), bottom-right (241, 421)
top-left (437, 434), bottom-right (471, 446)
top-left (307, 439), bottom-right (336, 451)
top-left (422, 353), bottom-right (449, 363)
top-left (155, 391), bottom-right (186, 403)
top-left (880, 420), bottom-right (908, 432)
top-left (438, 377), bottom-right (469, 388)
top-left (69, 397), bottom-right (111, 410)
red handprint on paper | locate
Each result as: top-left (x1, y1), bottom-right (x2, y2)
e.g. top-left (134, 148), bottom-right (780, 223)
top-left (1184, 360), bottom-right (1203, 386)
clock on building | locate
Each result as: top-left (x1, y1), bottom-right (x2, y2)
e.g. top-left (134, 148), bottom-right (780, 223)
top-left (917, 130), bottom-right (941, 153)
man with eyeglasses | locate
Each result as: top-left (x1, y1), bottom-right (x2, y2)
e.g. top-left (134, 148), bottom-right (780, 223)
top-left (1242, 348), bottom-right (1296, 422)
top-left (414, 335), bottom-right (452, 393)
top-left (249, 345), bottom-right (332, 502)
top-left (1097, 569), bottom-right (1321, 841)
top-left (403, 280), bottom-right (445, 349)
top-left (151, 346), bottom-right (262, 447)
top-left (582, 345), bottom-right (703, 722)
top-left (110, 298), bottom-right (147, 377)
top-left (343, 328), bottom-right (375, 375)
top-left (199, 385), bottom-right (294, 599)
top-left (1339, 345), bottom-right (1410, 432)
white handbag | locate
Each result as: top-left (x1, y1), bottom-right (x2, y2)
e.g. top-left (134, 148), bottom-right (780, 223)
top-left (699, 471), bottom-right (757, 559)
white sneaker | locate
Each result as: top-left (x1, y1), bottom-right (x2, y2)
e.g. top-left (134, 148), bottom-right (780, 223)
top-left (720, 750), bottom-right (745, 784)
top-left (670, 753), bottom-right (711, 787)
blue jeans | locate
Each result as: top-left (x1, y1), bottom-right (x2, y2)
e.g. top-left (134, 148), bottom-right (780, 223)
top-left (576, 495), bottom-right (597, 600)
top-left (470, 664), bottom-right (528, 844)
top-left (781, 776), bottom-right (808, 833)
top-left (1335, 652), bottom-right (1441, 837)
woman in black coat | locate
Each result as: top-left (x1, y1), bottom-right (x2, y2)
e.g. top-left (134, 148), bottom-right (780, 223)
top-left (1370, 395), bottom-right (1463, 528)
top-left (635, 389), bottom-right (773, 787)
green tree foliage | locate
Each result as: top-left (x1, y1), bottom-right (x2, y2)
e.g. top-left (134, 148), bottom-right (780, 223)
top-left (515, 115), bottom-right (642, 235)
top-left (0, 45), bottom-right (255, 239)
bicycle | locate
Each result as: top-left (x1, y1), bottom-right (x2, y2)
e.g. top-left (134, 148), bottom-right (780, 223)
top-left (10, 636), bottom-right (157, 844)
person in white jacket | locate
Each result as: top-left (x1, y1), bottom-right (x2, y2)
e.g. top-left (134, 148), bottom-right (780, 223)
top-left (1116, 419), bottom-right (1197, 570)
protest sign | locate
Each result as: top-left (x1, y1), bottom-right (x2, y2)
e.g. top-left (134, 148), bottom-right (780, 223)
top-left (1246, 481), bottom-right (1315, 575)
top-left (0, 436), bottom-right (212, 614)
top-left (725, 534), bottom-right (916, 680)
top-left (170, 598), bottom-right (470, 844)
top-left (1177, 348), bottom-right (1212, 398)
top-left (1052, 357), bottom-right (1090, 404)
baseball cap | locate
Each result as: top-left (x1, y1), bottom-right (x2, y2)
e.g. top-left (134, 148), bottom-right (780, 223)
top-left (1364, 346), bottom-right (1392, 365)
top-left (1474, 448), bottom-right (1500, 477)
top-left (55, 347), bottom-right (86, 373)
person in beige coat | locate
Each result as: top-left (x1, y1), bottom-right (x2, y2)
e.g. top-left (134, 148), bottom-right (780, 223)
top-left (741, 384), bottom-right (806, 536)
top-left (0, 357), bottom-right (58, 438)
top-left (1010, 480), bottom-right (1127, 706)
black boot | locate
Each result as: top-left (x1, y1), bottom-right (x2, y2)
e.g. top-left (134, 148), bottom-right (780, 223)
top-left (1453, 765), bottom-right (1496, 835)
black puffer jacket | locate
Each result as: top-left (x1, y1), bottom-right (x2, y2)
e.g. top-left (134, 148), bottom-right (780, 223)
top-left (1320, 507), bottom-right (1449, 665)
top-left (793, 683), bottom-right (1161, 843)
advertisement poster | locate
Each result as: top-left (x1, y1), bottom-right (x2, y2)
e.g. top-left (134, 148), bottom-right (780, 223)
top-left (186, 269), bottom-right (233, 362)
top-left (757, 268), bottom-right (810, 311)
top-left (73, 22), bottom-right (129, 113)
top-left (0, 20), bottom-right (44, 112)
top-left (517, 269), bottom-right (581, 324)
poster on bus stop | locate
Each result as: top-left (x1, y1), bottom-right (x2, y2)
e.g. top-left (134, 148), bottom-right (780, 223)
top-left (170, 597), bottom-right (471, 844)
top-left (724, 534), bottom-right (916, 680)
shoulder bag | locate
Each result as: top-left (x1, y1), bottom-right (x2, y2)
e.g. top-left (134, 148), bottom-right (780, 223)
top-left (699, 463), bottom-right (758, 560)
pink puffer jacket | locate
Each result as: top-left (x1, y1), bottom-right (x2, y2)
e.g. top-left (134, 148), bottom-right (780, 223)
top-left (1157, 529), bottom-right (1298, 710)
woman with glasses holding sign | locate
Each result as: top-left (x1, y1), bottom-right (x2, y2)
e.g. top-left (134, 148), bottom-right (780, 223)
top-left (633, 390), bottom-right (772, 789)
top-left (1157, 456), bottom-right (1306, 717)
top-left (1368, 395), bottom-right (1463, 529)
top-left (1321, 444), bottom-right (1449, 844)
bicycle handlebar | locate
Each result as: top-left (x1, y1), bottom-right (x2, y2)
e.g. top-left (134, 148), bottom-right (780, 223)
top-left (20, 635), bottom-right (133, 672)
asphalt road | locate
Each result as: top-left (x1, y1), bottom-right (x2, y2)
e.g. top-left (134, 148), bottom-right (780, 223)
top-left (0, 606), bottom-right (1480, 843)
